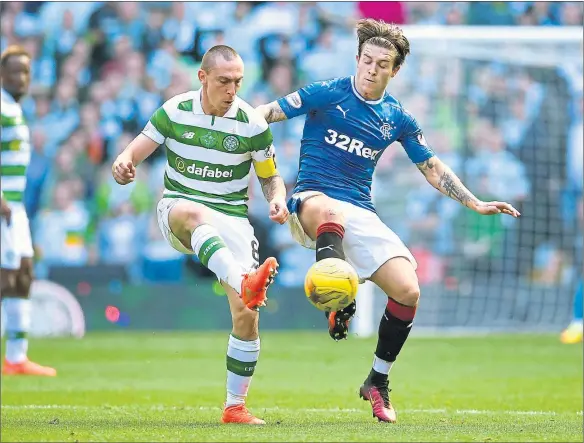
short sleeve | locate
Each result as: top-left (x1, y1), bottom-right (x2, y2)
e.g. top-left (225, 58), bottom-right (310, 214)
top-left (249, 116), bottom-right (274, 156)
top-left (141, 106), bottom-right (171, 144)
top-left (398, 110), bottom-right (435, 163)
top-left (277, 80), bottom-right (336, 119)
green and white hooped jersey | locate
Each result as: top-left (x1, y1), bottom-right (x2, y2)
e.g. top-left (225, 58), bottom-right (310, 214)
top-left (1, 88), bottom-right (30, 208)
top-left (142, 89), bottom-right (275, 218)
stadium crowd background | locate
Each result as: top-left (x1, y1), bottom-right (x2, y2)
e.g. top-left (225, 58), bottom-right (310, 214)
top-left (1, 1), bottom-right (582, 289)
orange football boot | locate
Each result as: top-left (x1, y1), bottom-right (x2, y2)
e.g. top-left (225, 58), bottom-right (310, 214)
top-left (2, 359), bottom-right (57, 376)
top-left (221, 404), bottom-right (266, 425)
top-left (240, 257), bottom-right (278, 309)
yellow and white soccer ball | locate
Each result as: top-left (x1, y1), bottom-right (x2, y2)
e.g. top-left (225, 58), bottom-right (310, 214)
top-left (304, 258), bottom-right (359, 312)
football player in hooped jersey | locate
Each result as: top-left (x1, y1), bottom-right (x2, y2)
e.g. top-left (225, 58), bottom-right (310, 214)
top-left (113, 45), bottom-right (288, 425)
top-left (1, 46), bottom-right (57, 377)
top-left (257, 19), bottom-right (520, 423)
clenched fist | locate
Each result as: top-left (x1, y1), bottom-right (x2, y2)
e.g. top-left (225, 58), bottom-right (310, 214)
top-left (269, 197), bottom-right (289, 224)
top-left (112, 159), bottom-right (136, 185)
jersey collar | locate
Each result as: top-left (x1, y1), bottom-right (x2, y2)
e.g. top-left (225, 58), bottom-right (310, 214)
top-left (350, 76), bottom-right (385, 105)
top-left (193, 88), bottom-right (239, 118)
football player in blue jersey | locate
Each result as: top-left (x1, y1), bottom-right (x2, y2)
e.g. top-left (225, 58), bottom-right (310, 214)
top-left (257, 18), bottom-right (520, 423)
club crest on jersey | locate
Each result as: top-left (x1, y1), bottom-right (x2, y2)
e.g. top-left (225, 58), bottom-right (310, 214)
top-left (200, 131), bottom-right (218, 148)
top-left (223, 135), bottom-right (239, 152)
top-left (175, 157), bottom-right (186, 173)
top-left (379, 122), bottom-right (393, 140)
top-left (285, 91), bottom-right (302, 109)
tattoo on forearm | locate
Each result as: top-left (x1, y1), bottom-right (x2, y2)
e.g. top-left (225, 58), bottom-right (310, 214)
top-left (437, 171), bottom-right (477, 208)
top-left (416, 157), bottom-right (479, 209)
top-left (264, 103), bottom-right (287, 123)
top-left (415, 158), bottom-right (436, 177)
top-left (259, 175), bottom-right (285, 202)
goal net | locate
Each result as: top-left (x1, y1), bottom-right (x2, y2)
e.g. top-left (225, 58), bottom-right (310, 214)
top-left (356, 26), bottom-right (583, 334)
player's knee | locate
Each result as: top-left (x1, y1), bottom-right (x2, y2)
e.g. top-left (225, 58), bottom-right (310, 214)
top-left (170, 203), bottom-right (206, 240)
top-left (231, 307), bottom-right (259, 341)
top-left (1, 271), bottom-right (17, 295)
top-left (391, 283), bottom-right (420, 307)
top-left (180, 206), bottom-right (206, 231)
top-left (320, 203), bottom-right (345, 226)
top-left (16, 270), bottom-right (33, 297)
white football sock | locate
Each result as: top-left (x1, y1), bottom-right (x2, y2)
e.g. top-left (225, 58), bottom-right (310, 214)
top-left (225, 334), bottom-right (260, 407)
top-left (3, 297), bottom-right (31, 364)
top-left (191, 224), bottom-right (245, 292)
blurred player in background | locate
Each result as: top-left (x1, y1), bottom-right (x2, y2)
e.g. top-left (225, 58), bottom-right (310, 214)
top-left (112, 45), bottom-right (288, 425)
top-left (561, 278), bottom-right (583, 344)
top-left (1, 46), bottom-right (57, 377)
top-left (257, 19), bottom-right (520, 423)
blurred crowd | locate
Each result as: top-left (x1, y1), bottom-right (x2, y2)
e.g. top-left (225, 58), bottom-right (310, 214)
top-left (1, 1), bottom-right (582, 287)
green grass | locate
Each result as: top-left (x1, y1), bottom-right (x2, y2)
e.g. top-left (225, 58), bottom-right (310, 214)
top-left (1, 332), bottom-right (582, 442)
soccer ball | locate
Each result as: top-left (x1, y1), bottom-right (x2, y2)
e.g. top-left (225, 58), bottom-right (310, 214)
top-left (304, 258), bottom-right (359, 312)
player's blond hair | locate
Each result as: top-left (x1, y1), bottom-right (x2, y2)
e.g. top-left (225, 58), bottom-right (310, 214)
top-left (201, 45), bottom-right (241, 72)
top-left (0, 45), bottom-right (31, 67)
top-left (356, 19), bottom-right (410, 68)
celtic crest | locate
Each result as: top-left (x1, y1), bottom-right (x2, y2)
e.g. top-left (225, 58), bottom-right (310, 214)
top-left (223, 135), bottom-right (240, 152)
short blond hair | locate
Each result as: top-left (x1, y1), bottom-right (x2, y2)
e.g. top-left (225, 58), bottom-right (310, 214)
top-left (1, 45), bottom-right (31, 67)
top-left (200, 45), bottom-right (240, 72)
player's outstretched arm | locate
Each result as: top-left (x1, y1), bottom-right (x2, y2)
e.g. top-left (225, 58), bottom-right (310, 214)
top-left (415, 156), bottom-right (521, 218)
top-left (256, 101), bottom-right (288, 124)
top-left (112, 134), bottom-right (159, 185)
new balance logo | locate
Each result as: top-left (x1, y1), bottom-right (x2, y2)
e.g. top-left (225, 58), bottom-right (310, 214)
top-left (182, 132), bottom-right (195, 139)
top-left (317, 245), bottom-right (334, 253)
top-left (336, 105), bottom-right (349, 118)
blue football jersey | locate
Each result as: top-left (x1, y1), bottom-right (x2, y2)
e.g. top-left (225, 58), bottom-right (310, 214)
top-left (277, 76), bottom-right (435, 213)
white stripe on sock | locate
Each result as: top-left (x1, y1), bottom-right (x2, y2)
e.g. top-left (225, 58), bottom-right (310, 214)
top-left (372, 355), bottom-right (393, 375)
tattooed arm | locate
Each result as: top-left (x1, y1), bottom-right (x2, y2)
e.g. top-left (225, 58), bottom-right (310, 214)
top-left (258, 174), bottom-right (286, 202)
top-left (257, 174), bottom-right (289, 224)
top-left (416, 156), bottom-right (521, 217)
top-left (415, 156), bottom-right (479, 209)
top-left (256, 101), bottom-right (289, 124)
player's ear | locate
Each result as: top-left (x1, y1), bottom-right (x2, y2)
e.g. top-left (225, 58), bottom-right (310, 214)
top-left (391, 65), bottom-right (401, 78)
top-left (197, 69), bottom-right (206, 85)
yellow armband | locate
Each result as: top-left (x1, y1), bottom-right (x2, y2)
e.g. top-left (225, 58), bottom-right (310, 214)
top-left (253, 157), bottom-right (278, 179)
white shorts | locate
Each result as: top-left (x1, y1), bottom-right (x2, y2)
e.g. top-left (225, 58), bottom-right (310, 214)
top-left (287, 191), bottom-right (417, 281)
top-left (1, 205), bottom-right (34, 270)
top-left (156, 197), bottom-right (260, 271)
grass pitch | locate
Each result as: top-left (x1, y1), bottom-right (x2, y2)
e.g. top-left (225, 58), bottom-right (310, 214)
top-left (1, 332), bottom-right (582, 442)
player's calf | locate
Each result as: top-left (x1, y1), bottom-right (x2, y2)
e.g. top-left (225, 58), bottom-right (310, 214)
top-left (296, 194), bottom-right (355, 338)
top-left (358, 257), bottom-right (418, 419)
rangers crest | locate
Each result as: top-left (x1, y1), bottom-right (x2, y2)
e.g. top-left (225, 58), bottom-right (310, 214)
top-left (379, 122), bottom-right (393, 140)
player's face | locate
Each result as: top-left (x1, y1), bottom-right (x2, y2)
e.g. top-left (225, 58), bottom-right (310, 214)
top-left (0, 55), bottom-right (31, 102)
top-left (355, 44), bottom-right (399, 100)
top-left (198, 56), bottom-right (244, 116)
